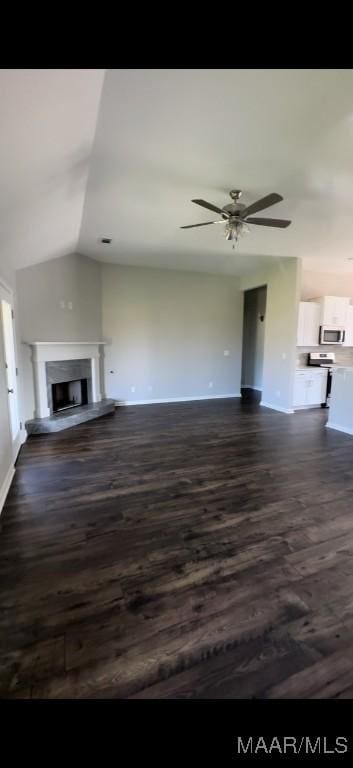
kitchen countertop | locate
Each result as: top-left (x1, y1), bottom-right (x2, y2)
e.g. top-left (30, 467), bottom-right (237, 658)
top-left (329, 365), bottom-right (353, 371)
top-left (295, 365), bottom-right (353, 370)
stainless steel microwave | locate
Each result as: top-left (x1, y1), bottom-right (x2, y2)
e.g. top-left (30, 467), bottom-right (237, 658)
top-left (319, 325), bottom-right (345, 345)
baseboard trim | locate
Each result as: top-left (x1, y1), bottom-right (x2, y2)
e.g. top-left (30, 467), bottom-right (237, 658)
top-left (0, 464), bottom-right (15, 517)
top-left (242, 386), bottom-right (262, 392)
top-left (326, 422), bottom-right (353, 437)
top-left (260, 401), bottom-right (294, 415)
top-left (116, 393), bottom-right (241, 407)
top-left (293, 404), bottom-right (323, 411)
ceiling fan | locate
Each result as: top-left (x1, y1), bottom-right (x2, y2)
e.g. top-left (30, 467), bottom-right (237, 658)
top-left (180, 190), bottom-right (291, 248)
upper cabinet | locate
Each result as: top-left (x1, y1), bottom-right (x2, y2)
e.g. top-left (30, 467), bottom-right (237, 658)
top-left (312, 296), bottom-right (350, 327)
top-left (297, 296), bottom-right (353, 347)
top-left (344, 304), bottom-right (353, 347)
top-left (297, 301), bottom-right (320, 346)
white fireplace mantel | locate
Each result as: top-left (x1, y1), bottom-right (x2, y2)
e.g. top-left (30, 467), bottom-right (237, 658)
top-left (25, 341), bottom-right (105, 345)
top-left (24, 341), bottom-right (106, 419)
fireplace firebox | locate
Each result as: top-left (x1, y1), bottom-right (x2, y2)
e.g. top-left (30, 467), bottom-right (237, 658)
top-left (52, 378), bottom-right (88, 413)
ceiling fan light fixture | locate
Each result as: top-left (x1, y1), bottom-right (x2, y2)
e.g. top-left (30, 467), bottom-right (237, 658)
top-left (224, 219), bottom-right (249, 247)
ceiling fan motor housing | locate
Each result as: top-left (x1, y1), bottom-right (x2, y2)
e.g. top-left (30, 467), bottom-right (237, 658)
top-left (222, 202), bottom-right (246, 219)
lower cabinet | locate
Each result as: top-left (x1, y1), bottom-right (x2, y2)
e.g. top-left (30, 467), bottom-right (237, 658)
top-left (293, 369), bottom-right (327, 408)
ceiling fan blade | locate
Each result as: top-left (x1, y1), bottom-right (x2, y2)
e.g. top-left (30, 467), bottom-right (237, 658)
top-left (241, 193), bottom-right (283, 218)
top-left (246, 217), bottom-right (291, 228)
top-left (191, 199), bottom-right (229, 217)
top-left (180, 220), bottom-right (224, 229)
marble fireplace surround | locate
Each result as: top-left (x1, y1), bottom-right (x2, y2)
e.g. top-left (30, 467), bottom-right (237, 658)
top-left (46, 358), bottom-right (92, 415)
top-left (25, 342), bottom-right (105, 419)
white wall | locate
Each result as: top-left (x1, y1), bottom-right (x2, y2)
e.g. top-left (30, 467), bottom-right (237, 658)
top-left (102, 264), bottom-right (243, 404)
top-left (241, 258), bottom-right (301, 413)
top-left (0, 270), bottom-right (16, 513)
top-left (0, 69), bottom-right (105, 274)
top-left (241, 286), bottom-right (267, 390)
top-left (302, 270), bottom-right (353, 300)
top-left (16, 253), bottom-right (102, 421)
top-left (327, 368), bottom-right (353, 435)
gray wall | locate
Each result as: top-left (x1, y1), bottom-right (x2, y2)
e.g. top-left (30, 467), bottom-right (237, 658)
top-left (241, 286), bottom-right (267, 390)
top-left (241, 258), bottom-right (301, 412)
top-left (16, 253), bottom-right (102, 421)
top-left (16, 252), bottom-right (102, 342)
top-left (102, 264), bottom-right (243, 403)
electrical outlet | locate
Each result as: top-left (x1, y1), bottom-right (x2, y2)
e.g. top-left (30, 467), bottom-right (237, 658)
top-left (148, 385), bottom-right (152, 392)
top-left (276, 389), bottom-right (281, 398)
top-left (67, 301), bottom-right (73, 310)
top-left (281, 352), bottom-right (286, 360)
top-left (208, 381), bottom-right (213, 388)
top-left (131, 386), bottom-right (136, 393)
top-left (224, 350), bottom-right (230, 357)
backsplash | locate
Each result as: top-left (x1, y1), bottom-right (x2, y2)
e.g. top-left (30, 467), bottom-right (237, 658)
top-left (297, 346), bottom-right (353, 367)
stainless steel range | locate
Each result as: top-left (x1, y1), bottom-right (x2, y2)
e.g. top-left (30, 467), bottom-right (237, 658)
top-left (307, 352), bottom-right (336, 408)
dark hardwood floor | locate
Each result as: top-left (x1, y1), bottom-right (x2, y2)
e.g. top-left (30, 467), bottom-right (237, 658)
top-left (2, 395), bottom-right (353, 698)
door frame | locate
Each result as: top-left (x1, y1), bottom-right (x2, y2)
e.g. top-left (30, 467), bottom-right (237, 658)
top-left (0, 278), bottom-right (22, 462)
top-left (241, 284), bottom-right (267, 394)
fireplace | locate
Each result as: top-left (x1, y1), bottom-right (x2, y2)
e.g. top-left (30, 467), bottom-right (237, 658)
top-left (52, 378), bottom-right (88, 413)
top-left (45, 359), bottom-right (93, 415)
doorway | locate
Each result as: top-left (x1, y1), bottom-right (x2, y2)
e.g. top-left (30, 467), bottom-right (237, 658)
top-left (241, 285), bottom-right (267, 398)
top-left (1, 295), bottom-right (21, 460)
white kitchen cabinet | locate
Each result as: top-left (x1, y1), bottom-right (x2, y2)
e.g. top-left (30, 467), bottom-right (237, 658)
top-left (293, 372), bottom-right (308, 406)
top-left (313, 296), bottom-right (350, 326)
top-left (297, 301), bottom-right (320, 346)
top-left (306, 374), bottom-right (326, 406)
top-left (344, 304), bottom-right (353, 346)
top-left (293, 369), bottom-right (327, 408)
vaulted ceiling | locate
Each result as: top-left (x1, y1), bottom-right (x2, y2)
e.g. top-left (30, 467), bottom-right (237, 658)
top-left (3, 68), bottom-right (353, 278)
top-left (0, 69), bottom-right (104, 275)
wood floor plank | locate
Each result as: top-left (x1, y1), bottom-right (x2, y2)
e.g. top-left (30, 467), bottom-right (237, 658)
top-left (130, 636), bottom-right (318, 699)
top-left (2, 396), bottom-right (353, 698)
top-left (270, 606), bottom-right (352, 657)
top-left (0, 636), bottom-right (65, 696)
top-left (265, 647), bottom-right (353, 699)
